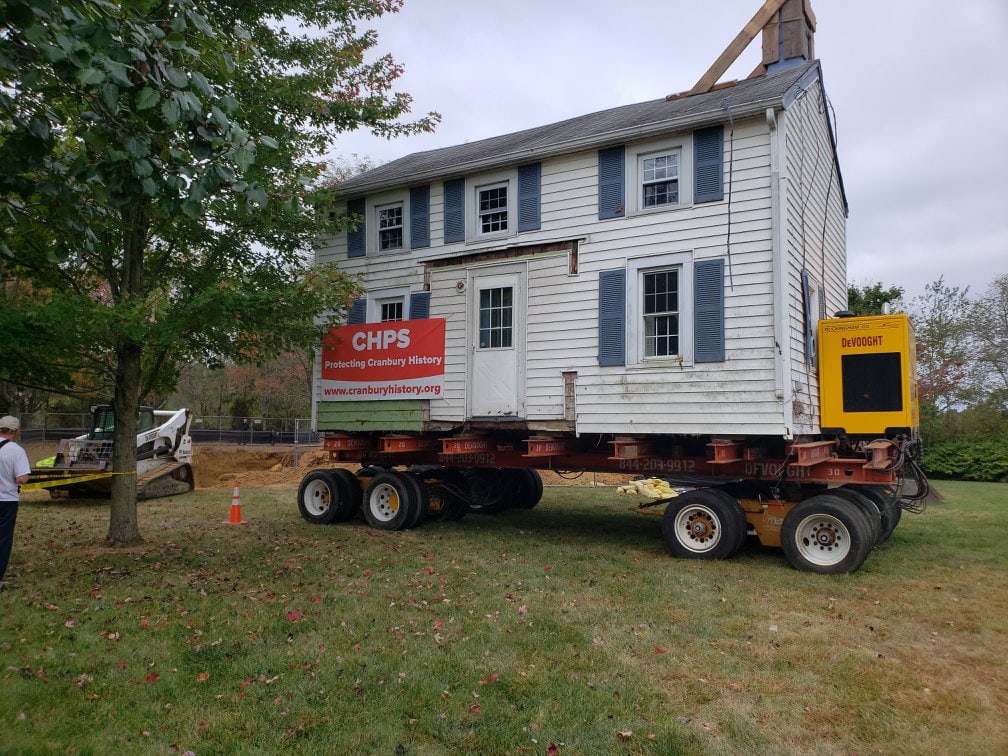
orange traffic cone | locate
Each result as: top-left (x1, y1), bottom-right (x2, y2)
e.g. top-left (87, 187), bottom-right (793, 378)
top-left (224, 481), bottom-right (247, 525)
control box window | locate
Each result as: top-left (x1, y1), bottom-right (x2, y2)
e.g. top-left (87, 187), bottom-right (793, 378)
top-left (478, 185), bottom-right (508, 234)
top-left (377, 203), bottom-right (404, 250)
top-left (641, 152), bottom-right (679, 207)
top-left (642, 269), bottom-right (680, 357)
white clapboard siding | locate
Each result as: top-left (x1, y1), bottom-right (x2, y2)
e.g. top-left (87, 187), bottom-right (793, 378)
top-left (780, 76), bottom-right (848, 435)
top-left (314, 83), bottom-right (846, 441)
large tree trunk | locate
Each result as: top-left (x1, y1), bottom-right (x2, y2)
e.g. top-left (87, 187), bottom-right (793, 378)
top-left (108, 342), bottom-right (142, 545)
top-left (106, 204), bottom-right (148, 547)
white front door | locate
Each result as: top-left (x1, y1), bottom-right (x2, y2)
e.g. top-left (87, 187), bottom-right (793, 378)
top-left (469, 269), bottom-right (524, 417)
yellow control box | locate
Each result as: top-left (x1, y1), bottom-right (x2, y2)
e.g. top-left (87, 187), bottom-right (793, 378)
top-left (818, 314), bottom-right (919, 437)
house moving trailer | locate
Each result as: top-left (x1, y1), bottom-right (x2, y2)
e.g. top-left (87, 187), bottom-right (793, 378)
top-left (297, 0), bottom-right (928, 573)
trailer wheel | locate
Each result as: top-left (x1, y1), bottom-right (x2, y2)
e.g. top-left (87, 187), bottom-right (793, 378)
top-left (781, 494), bottom-right (874, 574)
top-left (297, 470), bottom-right (341, 525)
top-left (465, 469), bottom-right (507, 514)
top-left (847, 484), bottom-right (902, 544)
top-left (511, 469), bottom-right (543, 509)
top-left (401, 471), bottom-right (430, 528)
top-left (362, 472), bottom-right (415, 531)
top-left (826, 488), bottom-right (882, 545)
top-left (328, 468), bottom-right (363, 522)
top-left (661, 489), bottom-right (747, 560)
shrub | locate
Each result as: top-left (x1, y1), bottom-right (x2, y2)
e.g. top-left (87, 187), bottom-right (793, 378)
top-left (923, 436), bottom-right (1008, 482)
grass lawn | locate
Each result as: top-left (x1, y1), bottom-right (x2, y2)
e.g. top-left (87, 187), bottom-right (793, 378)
top-left (1, 480), bottom-right (1006, 754)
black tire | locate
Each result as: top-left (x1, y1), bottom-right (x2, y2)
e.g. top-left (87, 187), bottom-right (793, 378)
top-left (401, 471), bottom-right (430, 528)
top-left (297, 470), bottom-right (341, 525)
top-left (511, 469), bottom-right (543, 509)
top-left (362, 471), bottom-right (415, 531)
top-left (850, 484), bottom-right (902, 544)
top-left (828, 487), bottom-right (883, 546)
top-left (465, 469), bottom-right (507, 514)
top-left (781, 494), bottom-right (874, 574)
top-left (328, 468), bottom-right (363, 522)
top-left (661, 488), bottom-right (747, 560)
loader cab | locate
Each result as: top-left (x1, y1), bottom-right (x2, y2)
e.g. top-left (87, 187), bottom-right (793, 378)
top-left (88, 405), bottom-right (156, 441)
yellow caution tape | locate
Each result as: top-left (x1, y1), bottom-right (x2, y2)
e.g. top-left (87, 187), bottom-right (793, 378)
top-left (22, 471), bottom-right (136, 491)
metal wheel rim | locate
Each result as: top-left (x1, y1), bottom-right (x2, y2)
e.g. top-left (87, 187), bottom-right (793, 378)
top-left (301, 479), bottom-right (331, 517)
top-left (793, 513), bottom-right (851, 566)
top-left (368, 483), bottom-right (400, 522)
top-left (674, 504), bottom-right (722, 553)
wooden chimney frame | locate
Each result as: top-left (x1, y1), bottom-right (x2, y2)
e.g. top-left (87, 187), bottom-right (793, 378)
top-left (676, 0), bottom-right (817, 100)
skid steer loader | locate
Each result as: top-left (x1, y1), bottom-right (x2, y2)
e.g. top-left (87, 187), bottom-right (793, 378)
top-left (30, 405), bottom-right (195, 500)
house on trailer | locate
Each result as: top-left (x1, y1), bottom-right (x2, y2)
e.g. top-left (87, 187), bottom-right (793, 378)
top-left (315, 9), bottom-right (847, 449)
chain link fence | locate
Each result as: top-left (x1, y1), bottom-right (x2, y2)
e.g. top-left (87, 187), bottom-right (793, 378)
top-left (15, 413), bottom-right (319, 447)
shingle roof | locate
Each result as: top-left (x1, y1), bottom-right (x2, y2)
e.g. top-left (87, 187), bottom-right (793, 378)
top-left (338, 61), bottom-right (820, 196)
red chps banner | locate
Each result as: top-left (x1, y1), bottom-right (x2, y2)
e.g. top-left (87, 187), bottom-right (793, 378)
top-left (320, 318), bottom-right (446, 400)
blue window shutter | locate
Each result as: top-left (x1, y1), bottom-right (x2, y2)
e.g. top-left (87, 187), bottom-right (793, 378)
top-left (694, 259), bottom-right (725, 363)
top-left (348, 297), bottom-right (367, 325)
top-left (517, 162), bottom-right (541, 232)
top-left (346, 198), bottom-right (366, 258)
top-left (443, 178), bottom-right (465, 243)
top-left (408, 291), bottom-right (431, 320)
top-left (693, 126), bottom-right (724, 203)
top-left (598, 146), bottom-right (625, 220)
top-left (410, 185), bottom-right (430, 249)
top-left (598, 269), bottom-right (626, 366)
top-left (801, 268), bottom-right (814, 364)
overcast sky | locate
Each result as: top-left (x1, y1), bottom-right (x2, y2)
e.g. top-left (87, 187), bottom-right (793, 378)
top-left (331, 0), bottom-right (1008, 301)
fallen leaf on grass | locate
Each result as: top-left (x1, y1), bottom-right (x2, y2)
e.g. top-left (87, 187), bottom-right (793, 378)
top-left (433, 619), bottom-right (444, 631)
top-left (547, 744), bottom-right (558, 755)
top-left (617, 730), bottom-right (633, 740)
top-left (196, 671), bottom-right (209, 683)
top-left (469, 704), bottom-right (481, 714)
top-left (145, 672), bottom-right (160, 684)
top-left (655, 646), bottom-right (668, 654)
top-left (65, 619), bottom-right (75, 628)
top-left (286, 610), bottom-right (302, 622)
top-left (479, 672), bottom-right (500, 685)
top-left (197, 722), bottom-right (208, 732)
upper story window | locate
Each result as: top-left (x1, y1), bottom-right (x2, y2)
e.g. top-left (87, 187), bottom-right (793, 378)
top-left (478, 184), bottom-right (508, 234)
top-left (642, 269), bottom-right (680, 357)
top-left (377, 203), bottom-right (404, 251)
top-left (641, 151), bottom-right (680, 208)
top-left (379, 298), bottom-right (404, 322)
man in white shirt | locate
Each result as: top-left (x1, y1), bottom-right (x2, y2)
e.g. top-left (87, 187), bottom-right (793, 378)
top-left (0, 415), bottom-right (31, 585)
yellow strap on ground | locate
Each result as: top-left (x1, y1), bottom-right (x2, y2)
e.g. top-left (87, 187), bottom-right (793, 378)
top-left (22, 471), bottom-right (136, 491)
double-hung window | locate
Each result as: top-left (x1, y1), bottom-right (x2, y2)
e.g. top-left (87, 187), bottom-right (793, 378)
top-left (642, 269), bottom-right (679, 357)
top-left (378, 298), bottom-right (404, 322)
top-left (478, 184), bottom-right (508, 234)
top-left (377, 202), bottom-right (404, 251)
top-left (641, 151), bottom-right (680, 208)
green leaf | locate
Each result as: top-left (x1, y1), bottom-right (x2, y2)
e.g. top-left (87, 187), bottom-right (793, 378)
top-left (259, 135), bottom-right (278, 150)
top-left (135, 87), bottom-right (159, 110)
top-left (234, 23), bottom-right (251, 41)
top-left (165, 31), bottom-right (186, 50)
top-left (187, 10), bottom-right (212, 36)
top-left (100, 83), bottom-right (120, 112)
top-left (133, 158), bottom-right (153, 177)
top-left (161, 96), bottom-right (180, 126)
top-left (181, 198), bottom-right (202, 218)
top-left (246, 186), bottom-right (268, 208)
top-left (165, 67), bottom-right (189, 89)
top-left (141, 177), bottom-right (158, 196)
top-left (27, 117), bottom-right (50, 140)
top-left (189, 71), bottom-right (211, 97)
top-left (77, 67), bottom-right (105, 87)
